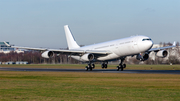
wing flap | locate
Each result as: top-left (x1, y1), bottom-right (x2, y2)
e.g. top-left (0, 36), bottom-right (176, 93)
top-left (48, 49), bottom-right (112, 55)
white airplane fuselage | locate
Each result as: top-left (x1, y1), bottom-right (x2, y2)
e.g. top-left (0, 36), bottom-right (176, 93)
top-left (71, 35), bottom-right (153, 62)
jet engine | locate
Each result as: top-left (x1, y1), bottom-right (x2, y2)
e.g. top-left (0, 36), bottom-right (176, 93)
top-left (156, 50), bottom-right (168, 58)
top-left (80, 53), bottom-right (95, 61)
top-left (41, 51), bottom-right (54, 58)
top-left (136, 53), bottom-right (149, 61)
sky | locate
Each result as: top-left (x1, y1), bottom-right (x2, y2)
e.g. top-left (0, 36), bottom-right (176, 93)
top-left (0, 0), bottom-right (180, 48)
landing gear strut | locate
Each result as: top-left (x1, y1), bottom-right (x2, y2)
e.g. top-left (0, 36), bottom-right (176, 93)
top-left (85, 62), bottom-right (95, 71)
top-left (117, 58), bottom-right (126, 71)
top-left (101, 61), bottom-right (108, 69)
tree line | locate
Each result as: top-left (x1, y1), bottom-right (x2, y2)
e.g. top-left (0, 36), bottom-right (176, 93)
top-left (0, 51), bottom-right (80, 64)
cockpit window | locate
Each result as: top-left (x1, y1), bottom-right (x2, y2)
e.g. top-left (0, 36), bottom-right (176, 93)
top-left (142, 38), bottom-right (151, 41)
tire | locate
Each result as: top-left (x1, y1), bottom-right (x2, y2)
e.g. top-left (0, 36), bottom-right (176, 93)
top-left (88, 64), bottom-right (91, 68)
top-left (92, 64), bottom-right (95, 68)
top-left (105, 64), bottom-right (107, 68)
top-left (123, 64), bottom-right (126, 68)
top-left (85, 66), bottom-right (88, 71)
top-left (121, 67), bottom-right (124, 71)
top-left (102, 64), bottom-right (105, 68)
top-left (90, 67), bottom-right (92, 71)
top-left (117, 66), bottom-right (119, 71)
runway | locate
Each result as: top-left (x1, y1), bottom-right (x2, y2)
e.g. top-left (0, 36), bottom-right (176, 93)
top-left (0, 67), bottom-right (180, 74)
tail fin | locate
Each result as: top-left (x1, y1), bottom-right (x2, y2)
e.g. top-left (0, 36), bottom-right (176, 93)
top-left (64, 25), bottom-right (80, 49)
top-left (173, 41), bottom-right (176, 46)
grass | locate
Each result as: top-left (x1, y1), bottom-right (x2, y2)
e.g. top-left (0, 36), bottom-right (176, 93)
top-left (1, 64), bottom-right (180, 70)
top-left (0, 71), bottom-right (180, 101)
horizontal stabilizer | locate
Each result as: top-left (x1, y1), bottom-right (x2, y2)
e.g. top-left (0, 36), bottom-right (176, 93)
top-left (3, 41), bottom-right (11, 47)
top-left (173, 41), bottom-right (176, 46)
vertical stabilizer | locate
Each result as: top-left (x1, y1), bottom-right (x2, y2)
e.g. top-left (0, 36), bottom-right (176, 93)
top-left (64, 25), bottom-right (80, 49)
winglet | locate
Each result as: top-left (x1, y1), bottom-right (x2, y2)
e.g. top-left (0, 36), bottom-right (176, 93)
top-left (3, 41), bottom-right (11, 47)
top-left (173, 41), bottom-right (176, 46)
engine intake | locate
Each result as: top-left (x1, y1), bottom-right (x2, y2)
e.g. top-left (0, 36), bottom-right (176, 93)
top-left (81, 53), bottom-right (95, 61)
top-left (88, 54), bottom-right (94, 61)
top-left (136, 53), bottom-right (149, 61)
top-left (156, 50), bottom-right (168, 58)
top-left (41, 51), bottom-right (54, 58)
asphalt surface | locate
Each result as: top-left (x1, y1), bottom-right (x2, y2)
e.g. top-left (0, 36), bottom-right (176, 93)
top-left (0, 67), bottom-right (180, 74)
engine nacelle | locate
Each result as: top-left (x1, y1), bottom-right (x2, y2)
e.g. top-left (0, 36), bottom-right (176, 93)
top-left (80, 53), bottom-right (95, 61)
top-left (156, 50), bottom-right (168, 58)
top-left (136, 53), bottom-right (149, 61)
top-left (41, 51), bottom-right (54, 58)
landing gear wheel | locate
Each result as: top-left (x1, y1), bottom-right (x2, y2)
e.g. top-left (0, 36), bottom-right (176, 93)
top-left (121, 67), bottom-right (124, 71)
top-left (104, 64), bottom-right (107, 69)
top-left (102, 62), bottom-right (108, 69)
top-left (88, 64), bottom-right (91, 68)
top-left (123, 64), bottom-right (126, 68)
top-left (85, 66), bottom-right (88, 71)
top-left (117, 66), bottom-right (120, 71)
top-left (102, 64), bottom-right (105, 69)
top-left (92, 64), bottom-right (95, 69)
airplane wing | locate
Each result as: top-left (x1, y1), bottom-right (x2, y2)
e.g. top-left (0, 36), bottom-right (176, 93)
top-left (148, 41), bottom-right (176, 52)
top-left (3, 41), bottom-right (111, 55)
top-left (49, 49), bottom-right (111, 55)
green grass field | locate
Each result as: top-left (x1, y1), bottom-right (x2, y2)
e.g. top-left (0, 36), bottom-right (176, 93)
top-left (0, 64), bottom-right (180, 101)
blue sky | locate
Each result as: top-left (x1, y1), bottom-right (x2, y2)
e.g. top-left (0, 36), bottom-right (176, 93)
top-left (0, 0), bottom-right (180, 48)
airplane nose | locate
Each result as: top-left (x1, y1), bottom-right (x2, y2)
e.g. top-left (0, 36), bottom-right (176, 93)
top-left (138, 40), bottom-right (153, 52)
top-left (148, 40), bottom-right (153, 49)
top-left (145, 40), bottom-right (153, 49)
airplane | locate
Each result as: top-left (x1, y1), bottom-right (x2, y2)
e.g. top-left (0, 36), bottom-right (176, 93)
top-left (4, 25), bottom-right (176, 71)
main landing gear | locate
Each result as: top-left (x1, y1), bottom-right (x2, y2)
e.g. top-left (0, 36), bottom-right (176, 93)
top-left (85, 63), bottom-right (95, 71)
top-left (117, 58), bottom-right (126, 71)
top-left (85, 58), bottom-right (126, 71)
top-left (101, 62), bottom-right (108, 69)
